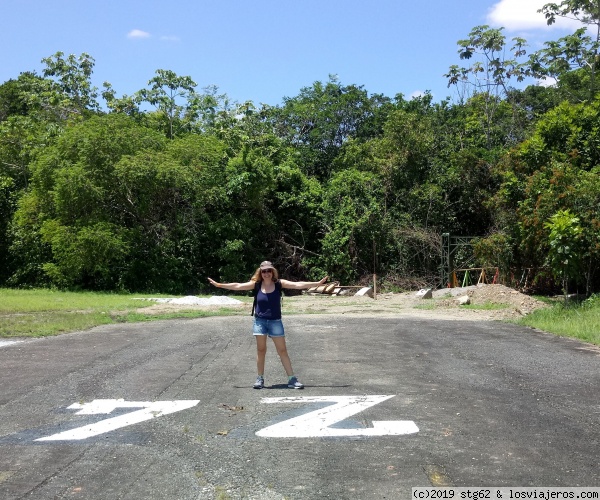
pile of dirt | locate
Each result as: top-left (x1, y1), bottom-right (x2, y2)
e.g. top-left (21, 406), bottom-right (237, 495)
top-left (431, 284), bottom-right (548, 317)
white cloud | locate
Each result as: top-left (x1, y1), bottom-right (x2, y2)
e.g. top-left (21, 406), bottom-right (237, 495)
top-left (127, 29), bottom-right (151, 39)
top-left (537, 76), bottom-right (558, 87)
top-left (160, 35), bottom-right (181, 42)
top-left (410, 90), bottom-right (426, 99)
top-left (487, 0), bottom-right (583, 31)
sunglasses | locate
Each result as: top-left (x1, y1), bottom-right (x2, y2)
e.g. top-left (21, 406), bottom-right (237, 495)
top-left (261, 269), bottom-right (273, 274)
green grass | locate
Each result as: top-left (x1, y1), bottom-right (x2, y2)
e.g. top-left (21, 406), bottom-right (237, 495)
top-left (413, 303), bottom-right (437, 310)
top-left (462, 301), bottom-right (510, 310)
top-left (413, 301), bottom-right (509, 311)
top-left (0, 288), bottom-right (247, 338)
top-left (2, 288), bottom-right (599, 347)
top-left (515, 296), bottom-right (600, 346)
top-left (0, 288), bottom-right (136, 313)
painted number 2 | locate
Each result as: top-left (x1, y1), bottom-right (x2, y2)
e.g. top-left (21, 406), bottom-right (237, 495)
top-left (256, 395), bottom-right (419, 438)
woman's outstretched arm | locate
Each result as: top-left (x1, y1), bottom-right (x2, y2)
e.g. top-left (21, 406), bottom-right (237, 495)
top-left (279, 276), bottom-right (328, 290)
top-left (207, 278), bottom-right (255, 291)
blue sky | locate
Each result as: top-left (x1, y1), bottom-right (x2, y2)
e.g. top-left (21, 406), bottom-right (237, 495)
top-left (0, 0), bottom-right (582, 107)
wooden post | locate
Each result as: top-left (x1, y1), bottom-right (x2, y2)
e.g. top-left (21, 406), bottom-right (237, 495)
top-left (373, 239), bottom-right (377, 300)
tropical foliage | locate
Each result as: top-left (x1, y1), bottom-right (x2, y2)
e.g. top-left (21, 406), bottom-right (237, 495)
top-left (1, 2), bottom-right (599, 295)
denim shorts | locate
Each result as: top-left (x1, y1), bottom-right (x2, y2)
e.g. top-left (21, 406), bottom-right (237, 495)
top-left (252, 318), bottom-right (285, 337)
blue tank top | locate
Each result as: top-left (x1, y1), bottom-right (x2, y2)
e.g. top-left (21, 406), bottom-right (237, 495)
top-left (255, 284), bottom-right (282, 320)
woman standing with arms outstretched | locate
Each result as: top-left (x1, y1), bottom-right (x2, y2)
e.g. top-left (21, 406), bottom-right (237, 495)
top-left (208, 261), bottom-right (327, 389)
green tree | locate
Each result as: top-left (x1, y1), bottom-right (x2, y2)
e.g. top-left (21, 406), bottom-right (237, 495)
top-left (41, 51), bottom-right (100, 113)
top-left (0, 174), bottom-right (16, 283)
top-left (572, 167), bottom-right (600, 294)
top-left (318, 169), bottom-right (385, 283)
top-left (269, 76), bottom-right (387, 179)
top-left (371, 107), bottom-right (435, 207)
top-left (101, 81), bottom-right (143, 116)
top-left (446, 25), bottom-right (529, 98)
top-left (0, 77), bottom-right (32, 121)
top-left (9, 114), bottom-right (167, 289)
top-left (0, 72), bottom-right (71, 285)
top-left (137, 69), bottom-right (198, 139)
top-left (537, 0), bottom-right (600, 100)
top-left (188, 84), bottom-right (241, 137)
top-left (112, 149), bottom-right (208, 292)
top-left (212, 135), bottom-right (300, 281)
top-left (445, 25), bottom-right (531, 148)
top-left (544, 209), bottom-right (582, 299)
top-left (492, 94), bottom-right (600, 293)
top-left (39, 220), bottom-right (129, 289)
top-left (516, 99), bottom-right (600, 173)
top-left (269, 151), bottom-right (323, 279)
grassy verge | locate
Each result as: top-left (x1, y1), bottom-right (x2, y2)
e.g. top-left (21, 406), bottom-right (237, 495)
top-left (514, 296), bottom-right (600, 346)
top-left (2, 288), bottom-right (599, 347)
top-left (0, 288), bottom-right (249, 338)
top-left (463, 302), bottom-right (510, 310)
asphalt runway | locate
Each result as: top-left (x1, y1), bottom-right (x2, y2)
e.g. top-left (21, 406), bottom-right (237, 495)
top-left (1, 315), bottom-right (598, 499)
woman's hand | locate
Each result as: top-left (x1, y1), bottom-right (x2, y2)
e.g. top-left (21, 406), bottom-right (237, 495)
top-left (207, 277), bottom-right (220, 288)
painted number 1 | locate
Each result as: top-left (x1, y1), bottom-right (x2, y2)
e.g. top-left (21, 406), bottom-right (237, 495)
top-left (256, 395), bottom-right (419, 438)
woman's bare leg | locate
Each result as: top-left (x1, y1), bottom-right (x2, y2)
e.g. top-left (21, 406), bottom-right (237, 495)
top-left (271, 336), bottom-right (294, 376)
top-left (255, 335), bottom-right (267, 375)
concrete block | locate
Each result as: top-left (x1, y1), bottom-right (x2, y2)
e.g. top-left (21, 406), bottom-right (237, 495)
top-left (416, 288), bottom-right (433, 299)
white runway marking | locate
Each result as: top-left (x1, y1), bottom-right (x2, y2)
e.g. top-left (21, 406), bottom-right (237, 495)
top-left (256, 395), bottom-right (419, 438)
top-left (36, 399), bottom-right (200, 441)
top-left (0, 340), bottom-right (24, 348)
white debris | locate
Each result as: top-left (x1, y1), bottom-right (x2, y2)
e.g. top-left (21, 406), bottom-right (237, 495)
top-left (139, 296), bottom-right (243, 306)
top-left (457, 295), bottom-right (471, 305)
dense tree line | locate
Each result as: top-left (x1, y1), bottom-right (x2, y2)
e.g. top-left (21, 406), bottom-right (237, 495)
top-left (1, 1), bottom-right (599, 295)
